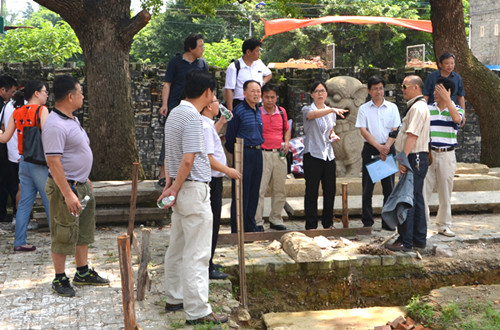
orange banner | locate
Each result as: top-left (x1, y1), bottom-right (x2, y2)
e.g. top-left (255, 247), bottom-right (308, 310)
top-left (263, 16), bottom-right (432, 40)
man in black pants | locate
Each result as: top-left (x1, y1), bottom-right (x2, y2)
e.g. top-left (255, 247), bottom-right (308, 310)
top-left (0, 75), bottom-right (18, 222)
top-left (355, 76), bottom-right (401, 229)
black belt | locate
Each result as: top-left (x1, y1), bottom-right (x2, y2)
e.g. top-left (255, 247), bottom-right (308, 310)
top-left (244, 145), bottom-right (261, 149)
top-left (48, 173), bottom-right (86, 186)
top-left (262, 148), bottom-right (279, 152)
top-left (171, 178), bottom-right (208, 184)
top-left (431, 146), bottom-right (455, 152)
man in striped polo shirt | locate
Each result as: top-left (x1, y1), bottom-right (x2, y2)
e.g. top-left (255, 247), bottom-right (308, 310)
top-left (158, 70), bottom-right (228, 325)
top-left (423, 77), bottom-right (464, 237)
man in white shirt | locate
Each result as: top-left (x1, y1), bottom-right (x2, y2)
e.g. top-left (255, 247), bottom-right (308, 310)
top-left (356, 76), bottom-right (401, 230)
top-left (224, 38), bottom-right (272, 111)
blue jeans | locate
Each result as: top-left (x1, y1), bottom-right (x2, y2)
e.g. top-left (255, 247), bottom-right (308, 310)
top-left (397, 152), bottom-right (429, 248)
top-left (14, 156), bottom-right (50, 247)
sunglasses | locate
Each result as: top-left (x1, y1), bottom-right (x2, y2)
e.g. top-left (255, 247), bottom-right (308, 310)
top-left (401, 84), bottom-right (413, 90)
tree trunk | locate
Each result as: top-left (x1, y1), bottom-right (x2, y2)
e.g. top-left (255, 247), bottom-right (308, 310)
top-left (34, 0), bottom-right (150, 179)
top-left (430, 0), bottom-right (500, 166)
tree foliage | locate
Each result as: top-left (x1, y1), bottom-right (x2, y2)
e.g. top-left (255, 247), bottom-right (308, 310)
top-left (0, 8), bottom-right (81, 67)
top-left (203, 38), bottom-right (244, 68)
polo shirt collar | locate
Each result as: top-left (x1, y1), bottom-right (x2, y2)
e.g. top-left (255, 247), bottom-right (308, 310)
top-left (261, 105), bottom-right (279, 116)
top-left (53, 108), bottom-right (74, 119)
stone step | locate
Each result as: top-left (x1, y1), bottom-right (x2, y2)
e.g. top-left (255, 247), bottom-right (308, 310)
top-left (283, 190), bottom-right (500, 217)
top-left (33, 206), bottom-right (168, 227)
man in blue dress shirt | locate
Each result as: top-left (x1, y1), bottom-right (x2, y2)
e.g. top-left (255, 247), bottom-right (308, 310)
top-left (225, 80), bottom-right (264, 233)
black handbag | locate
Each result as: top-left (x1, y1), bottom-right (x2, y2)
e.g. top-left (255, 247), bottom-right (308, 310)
top-left (22, 106), bottom-right (46, 165)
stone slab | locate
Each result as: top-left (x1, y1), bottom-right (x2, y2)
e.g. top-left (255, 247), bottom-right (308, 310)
top-left (285, 190), bottom-right (500, 217)
top-left (263, 306), bottom-right (406, 329)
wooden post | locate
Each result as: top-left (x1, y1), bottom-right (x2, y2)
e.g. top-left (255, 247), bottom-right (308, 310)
top-left (136, 228), bottom-right (151, 301)
top-left (234, 137), bottom-right (248, 309)
top-left (127, 162), bottom-right (139, 247)
top-left (342, 182), bottom-right (349, 228)
top-left (118, 234), bottom-right (140, 330)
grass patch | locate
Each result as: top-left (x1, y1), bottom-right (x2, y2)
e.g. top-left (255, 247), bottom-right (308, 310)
top-left (406, 296), bottom-right (500, 329)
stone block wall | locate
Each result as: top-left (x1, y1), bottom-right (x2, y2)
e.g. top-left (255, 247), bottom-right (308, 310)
top-left (0, 62), bottom-right (482, 179)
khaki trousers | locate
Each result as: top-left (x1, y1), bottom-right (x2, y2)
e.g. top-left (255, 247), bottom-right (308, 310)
top-left (423, 149), bottom-right (456, 230)
top-left (255, 150), bottom-right (287, 226)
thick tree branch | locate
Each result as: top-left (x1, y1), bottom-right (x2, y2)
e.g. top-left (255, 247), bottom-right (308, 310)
top-left (119, 10), bottom-right (151, 46)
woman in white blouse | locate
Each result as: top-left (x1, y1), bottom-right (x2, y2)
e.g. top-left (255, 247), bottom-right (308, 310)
top-left (302, 82), bottom-right (348, 230)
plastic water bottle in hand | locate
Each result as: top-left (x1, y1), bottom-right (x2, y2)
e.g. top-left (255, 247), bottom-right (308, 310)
top-left (157, 196), bottom-right (175, 208)
top-left (75, 195), bottom-right (91, 217)
top-left (219, 104), bottom-right (232, 121)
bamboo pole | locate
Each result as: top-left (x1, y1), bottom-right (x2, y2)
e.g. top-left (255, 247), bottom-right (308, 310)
top-left (136, 228), bottom-right (151, 301)
top-left (342, 182), bottom-right (349, 228)
top-left (118, 234), bottom-right (140, 330)
top-left (127, 162), bottom-right (139, 247)
top-left (234, 137), bottom-right (248, 308)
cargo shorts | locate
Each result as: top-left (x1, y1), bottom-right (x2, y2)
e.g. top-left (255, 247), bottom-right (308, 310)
top-left (45, 177), bottom-right (95, 255)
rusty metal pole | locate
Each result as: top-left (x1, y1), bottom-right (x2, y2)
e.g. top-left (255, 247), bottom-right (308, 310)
top-left (118, 234), bottom-right (140, 330)
top-left (127, 162), bottom-right (139, 246)
top-left (342, 182), bottom-right (349, 228)
top-left (234, 137), bottom-right (248, 308)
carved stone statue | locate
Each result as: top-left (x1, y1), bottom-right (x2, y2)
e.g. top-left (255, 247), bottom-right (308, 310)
top-left (325, 76), bottom-right (368, 177)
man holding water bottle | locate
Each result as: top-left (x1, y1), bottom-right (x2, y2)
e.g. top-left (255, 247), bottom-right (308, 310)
top-left (43, 75), bottom-right (109, 297)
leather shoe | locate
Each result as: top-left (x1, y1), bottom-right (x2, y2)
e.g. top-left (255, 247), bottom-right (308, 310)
top-left (269, 223), bottom-right (287, 231)
top-left (413, 242), bottom-right (426, 249)
top-left (13, 245), bottom-right (36, 252)
top-left (384, 241), bottom-right (412, 252)
top-left (165, 302), bottom-right (183, 312)
top-left (209, 268), bottom-right (228, 280)
top-left (186, 313), bottom-right (228, 325)
top-left (256, 225), bottom-right (265, 232)
top-left (213, 263), bottom-right (223, 270)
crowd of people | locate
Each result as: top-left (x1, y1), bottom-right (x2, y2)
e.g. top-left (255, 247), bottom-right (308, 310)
top-left (0, 28), bottom-right (465, 325)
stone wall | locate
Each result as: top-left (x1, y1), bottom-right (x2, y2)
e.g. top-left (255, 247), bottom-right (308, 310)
top-left (470, 0), bottom-right (500, 65)
top-left (0, 62), bottom-right (482, 179)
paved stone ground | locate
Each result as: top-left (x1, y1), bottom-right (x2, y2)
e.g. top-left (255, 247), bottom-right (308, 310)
top-left (0, 212), bottom-right (499, 329)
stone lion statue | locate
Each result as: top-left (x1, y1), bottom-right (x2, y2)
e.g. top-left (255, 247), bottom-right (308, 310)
top-left (325, 76), bottom-right (368, 177)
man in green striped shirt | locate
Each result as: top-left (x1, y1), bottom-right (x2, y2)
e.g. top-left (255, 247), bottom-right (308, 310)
top-left (423, 77), bottom-right (464, 237)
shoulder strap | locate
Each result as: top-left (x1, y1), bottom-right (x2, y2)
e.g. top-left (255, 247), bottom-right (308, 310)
top-left (234, 59), bottom-right (241, 80)
top-left (278, 106), bottom-right (286, 141)
top-left (34, 106), bottom-right (42, 128)
top-left (404, 96), bottom-right (425, 117)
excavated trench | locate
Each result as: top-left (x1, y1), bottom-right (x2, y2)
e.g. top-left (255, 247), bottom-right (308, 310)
top-left (226, 247), bottom-right (500, 327)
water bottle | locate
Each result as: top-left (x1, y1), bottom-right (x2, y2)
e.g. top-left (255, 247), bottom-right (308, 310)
top-left (75, 195), bottom-right (91, 217)
top-left (219, 104), bottom-right (232, 121)
top-left (80, 195), bottom-right (91, 211)
top-left (279, 142), bottom-right (286, 160)
top-left (157, 196), bottom-right (175, 208)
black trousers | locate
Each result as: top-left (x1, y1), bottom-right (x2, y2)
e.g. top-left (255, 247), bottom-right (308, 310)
top-left (303, 153), bottom-right (336, 229)
top-left (0, 159), bottom-right (19, 220)
top-left (361, 143), bottom-right (395, 228)
top-left (209, 176), bottom-right (223, 271)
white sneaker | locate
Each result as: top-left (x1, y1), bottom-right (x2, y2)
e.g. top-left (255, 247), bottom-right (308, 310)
top-left (11, 217), bottom-right (16, 230)
top-left (438, 228), bottom-right (455, 237)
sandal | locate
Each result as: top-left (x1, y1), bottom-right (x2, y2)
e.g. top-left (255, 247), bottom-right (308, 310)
top-left (157, 177), bottom-right (166, 187)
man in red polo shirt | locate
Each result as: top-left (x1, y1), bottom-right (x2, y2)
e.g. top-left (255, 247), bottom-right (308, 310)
top-left (255, 84), bottom-right (290, 232)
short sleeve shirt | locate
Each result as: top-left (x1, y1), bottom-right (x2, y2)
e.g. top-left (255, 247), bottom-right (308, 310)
top-left (164, 100), bottom-right (211, 182)
top-left (42, 109), bottom-right (93, 182)
top-left (261, 106), bottom-right (289, 149)
top-left (302, 103), bottom-right (336, 161)
top-left (423, 70), bottom-right (465, 104)
top-left (164, 55), bottom-right (208, 111)
top-left (224, 58), bottom-right (271, 100)
top-left (355, 99), bottom-right (401, 144)
top-left (395, 96), bottom-right (430, 154)
top-left (202, 115), bottom-right (226, 178)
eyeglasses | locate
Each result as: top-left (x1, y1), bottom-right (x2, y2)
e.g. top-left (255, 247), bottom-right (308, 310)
top-left (401, 84), bottom-right (413, 90)
top-left (313, 89), bottom-right (327, 94)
